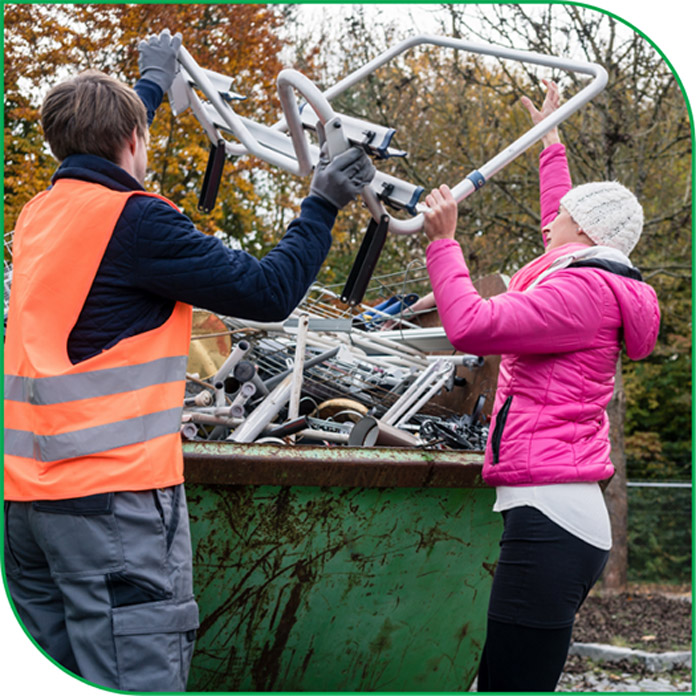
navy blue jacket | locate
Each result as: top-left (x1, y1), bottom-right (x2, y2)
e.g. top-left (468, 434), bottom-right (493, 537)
top-left (61, 80), bottom-right (336, 363)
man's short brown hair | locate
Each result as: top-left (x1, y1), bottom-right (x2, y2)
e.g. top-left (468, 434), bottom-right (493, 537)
top-left (40, 69), bottom-right (148, 163)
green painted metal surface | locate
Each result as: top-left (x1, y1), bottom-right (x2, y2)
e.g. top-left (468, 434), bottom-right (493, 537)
top-left (184, 443), bottom-right (500, 692)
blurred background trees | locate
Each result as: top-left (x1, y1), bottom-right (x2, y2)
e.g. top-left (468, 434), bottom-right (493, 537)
top-left (4, 3), bottom-right (691, 585)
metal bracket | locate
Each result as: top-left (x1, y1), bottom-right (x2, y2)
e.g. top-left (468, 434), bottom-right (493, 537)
top-left (340, 214), bottom-right (390, 307)
top-left (198, 139), bottom-right (226, 212)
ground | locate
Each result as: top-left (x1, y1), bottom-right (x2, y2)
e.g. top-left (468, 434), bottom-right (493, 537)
top-left (558, 585), bottom-right (692, 692)
top-left (571, 586), bottom-right (692, 651)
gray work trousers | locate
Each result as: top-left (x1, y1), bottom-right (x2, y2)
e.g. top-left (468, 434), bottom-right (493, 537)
top-left (4, 484), bottom-right (199, 692)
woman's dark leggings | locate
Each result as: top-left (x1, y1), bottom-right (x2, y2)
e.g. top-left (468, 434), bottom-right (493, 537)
top-left (477, 505), bottom-right (609, 692)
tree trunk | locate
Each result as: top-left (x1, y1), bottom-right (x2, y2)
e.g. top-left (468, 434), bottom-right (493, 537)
top-left (602, 360), bottom-right (628, 592)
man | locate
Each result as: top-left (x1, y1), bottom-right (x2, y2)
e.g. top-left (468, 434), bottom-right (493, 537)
top-left (3, 30), bottom-right (374, 692)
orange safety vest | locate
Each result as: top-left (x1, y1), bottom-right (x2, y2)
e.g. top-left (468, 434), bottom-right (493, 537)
top-left (4, 179), bottom-right (193, 501)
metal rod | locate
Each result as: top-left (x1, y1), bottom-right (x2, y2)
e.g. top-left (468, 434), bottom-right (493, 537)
top-left (264, 345), bottom-right (340, 390)
top-left (347, 416), bottom-right (419, 448)
top-left (294, 429), bottom-right (350, 444)
top-left (212, 339), bottom-right (251, 384)
top-left (229, 374), bottom-right (294, 443)
top-left (381, 359), bottom-right (453, 426)
top-left (213, 381), bottom-right (226, 407)
top-left (393, 365), bottom-right (454, 428)
top-left (288, 313), bottom-right (310, 429)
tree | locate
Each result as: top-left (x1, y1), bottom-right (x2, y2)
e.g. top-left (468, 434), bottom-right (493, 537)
top-left (4, 3), bottom-right (308, 253)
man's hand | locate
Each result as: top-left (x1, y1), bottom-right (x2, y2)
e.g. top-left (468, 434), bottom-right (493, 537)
top-left (138, 28), bottom-right (182, 94)
top-left (310, 146), bottom-right (376, 209)
top-left (423, 185), bottom-right (458, 243)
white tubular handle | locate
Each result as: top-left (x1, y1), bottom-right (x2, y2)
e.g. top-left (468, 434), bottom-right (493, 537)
top-left (179, 34), bottom-right (607, 236)
top-left (177, 45), bottom-right (305, 175)
top-left (276, 70), bottom-right (328, 176)
top-left (274, 34), bottom-right (608, 236)
top-left (276, 69), bottom-right (352, 176)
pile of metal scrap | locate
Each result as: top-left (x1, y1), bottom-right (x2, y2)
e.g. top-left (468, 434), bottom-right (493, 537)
top-left (182, 284), bottom-right (490, 451)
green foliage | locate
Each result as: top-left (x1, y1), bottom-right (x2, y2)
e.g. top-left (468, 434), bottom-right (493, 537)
top-left (627, 486), bottom-right (692, 584)
top-left (624, 354), bottom-right (691, 480)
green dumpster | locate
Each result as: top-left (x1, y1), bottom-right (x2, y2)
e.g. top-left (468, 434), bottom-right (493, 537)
top-left (184, 441), bottom-right (500, 692)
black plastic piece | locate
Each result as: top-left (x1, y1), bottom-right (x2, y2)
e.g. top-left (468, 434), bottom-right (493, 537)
top-left (340, 214), bottom-right (390, 306)
top-left (198, 139), bottom-right (226, 213)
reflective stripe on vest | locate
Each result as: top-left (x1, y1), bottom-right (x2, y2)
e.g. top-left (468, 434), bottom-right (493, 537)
top-left (4, 180), bottom-right (193, 500)
top-left (4, 356), bottom-right (189, 405)
top-left (5, 407), bottom-right (183, 462)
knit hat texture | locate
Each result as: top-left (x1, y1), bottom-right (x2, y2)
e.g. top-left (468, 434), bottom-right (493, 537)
top-left (560, 181), bottom-right (643, 256)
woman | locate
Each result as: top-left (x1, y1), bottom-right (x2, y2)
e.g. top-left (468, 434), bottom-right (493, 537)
top-left (422, 81), bottom-right (660, 692)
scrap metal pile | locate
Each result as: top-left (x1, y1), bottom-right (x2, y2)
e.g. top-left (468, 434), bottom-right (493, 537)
top-left (182, 284), bottom-right (490, 451)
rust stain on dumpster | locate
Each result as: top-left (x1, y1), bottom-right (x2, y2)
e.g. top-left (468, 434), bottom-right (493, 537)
top-left (184, 443), bottom-right (500, 692)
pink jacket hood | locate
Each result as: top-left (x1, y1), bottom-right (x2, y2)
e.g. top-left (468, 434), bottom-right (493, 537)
top-left (523, 243), bottom-right (659, 361)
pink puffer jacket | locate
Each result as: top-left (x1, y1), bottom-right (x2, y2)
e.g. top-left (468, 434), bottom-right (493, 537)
top-left (426, 144), bottom-right (660, 486)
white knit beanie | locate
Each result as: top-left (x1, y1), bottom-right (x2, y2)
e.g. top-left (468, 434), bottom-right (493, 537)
top-left (560, 181), bottom-right (644, 256)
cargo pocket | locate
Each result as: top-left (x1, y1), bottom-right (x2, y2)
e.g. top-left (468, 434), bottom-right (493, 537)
top-left (30, 493), bottom-right (124, 576)
top-left (491, 395), bottom-right (513, 464)
top-left (112, 597), bottom-right (199, 692)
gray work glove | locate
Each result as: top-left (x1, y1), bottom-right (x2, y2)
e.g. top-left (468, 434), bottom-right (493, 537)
top-left (310, 144), bottom-right (376, 210)
top-left (137, 28), bottom-right (182, 94)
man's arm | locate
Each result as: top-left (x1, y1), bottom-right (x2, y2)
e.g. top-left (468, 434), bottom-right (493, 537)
top-left (125, 194), bottom-right (335, 322)
top-left (134, 79), bottom-right (163, 126)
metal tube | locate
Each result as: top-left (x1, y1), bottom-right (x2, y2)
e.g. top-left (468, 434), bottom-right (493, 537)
top-left (381, 362), bottom-right (440, 426)
top-left (349, 330), bottom-right (430, 363)
top-left (177, 46), bottom-right (304, 174)
top-left (276, 70), bottom-right (338, 175)
top-left (229, 374), bottom-right (294, 443)
top-left (381, 359), bottom-right (453, 426)
top-left (294, 429), bottom-right (350, 444)
top-left (180, 422), bottom-right (199, 440)
top-left (264, 345), bottom-right (340, 391)
top-left (347, 416), bottom-right (419, 448)
top-left (213, 381), bottom-right (226, 407)
top-left (288, 313), bottom-right (310, 426)
top-left (212, 340), bottom-right (251, 384)
top-left (184, 412), bottom-right (244, 428)
top-left (232, 360), bottom-right (256, 384)
top-left (425, 354), bottom-right (483, 368)
top-left (393, 366), bottom-right (455, 428)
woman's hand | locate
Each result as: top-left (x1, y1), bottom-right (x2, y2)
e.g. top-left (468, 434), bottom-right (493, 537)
top-left (520, 79), bottom-right (561, 148)
top-left (424, 184), bottom-right (458, 243)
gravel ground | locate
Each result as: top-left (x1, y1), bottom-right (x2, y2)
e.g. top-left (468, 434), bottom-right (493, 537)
top-left (571, 590), bottom-right (692, 651)
top-left (558, 665), bottom-right (693, 692)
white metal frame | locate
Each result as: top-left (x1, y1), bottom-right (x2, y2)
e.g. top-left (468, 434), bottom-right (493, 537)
top-left (172, 34), bottom-right (608, 235)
